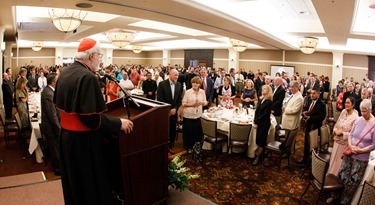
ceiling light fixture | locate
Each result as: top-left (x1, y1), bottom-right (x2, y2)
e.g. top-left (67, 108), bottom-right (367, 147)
top-left (132, 46), bottom-right (143, 53)
top-left (297, 37), bottom-right (319, 54)
top-left (49, 8), bottom-right (87, 33)
top-left (230, 38), bottom-right (248, 52)
top-left (107, 31), bottom-right (135, 48)
top-left (31, 42), bottom-right (43, 51)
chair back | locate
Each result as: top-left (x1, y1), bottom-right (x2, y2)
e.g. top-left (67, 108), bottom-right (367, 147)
top-left (0, 108), bottom-right (6, 125)
top-left (311, 149), bottom-right (329, 187)
top-left (229, 122), bottom-right (251, 142)
top-left (333, 110), bottom-right (341, 122)
top-left (358, 180), bottom-right (375, 205)
top-left (14, 112), bottom-right (22, 129)
top-left (320, 125), bottom-right (330, 150)
top-left (201, 117), bottom-right (217, 138)
top-left (309, 129), bottom-right (319, 152)
top-left (283, 128), bottom-right (298, 150)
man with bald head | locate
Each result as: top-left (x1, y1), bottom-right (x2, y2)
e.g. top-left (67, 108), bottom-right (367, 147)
top-left (271, 77), bottom-right (285, 125)
top-left (157, 69), bottom-right (183, 153)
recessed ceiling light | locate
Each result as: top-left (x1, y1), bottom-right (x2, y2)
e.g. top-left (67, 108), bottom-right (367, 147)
top-left (299, 11), bottom-right (310, 15)
top-left (76, 3), bottom-right (93, 8)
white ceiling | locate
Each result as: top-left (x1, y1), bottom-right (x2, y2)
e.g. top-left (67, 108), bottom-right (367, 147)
top-left (1, 0), bottom-right (375, 54)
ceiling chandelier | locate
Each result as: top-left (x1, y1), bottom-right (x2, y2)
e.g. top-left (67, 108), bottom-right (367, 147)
top-left (132, 46), bottom-right (143, 53)
top-left (230, 38), bottom-right (248, 52)
top-left (107, 31), bottom-right (135, 48)
top-left (49, 9), bottom-right (87, 33)
top-left (31, 42), bottom-right (43, 51)
top-left (297, 37), bottom-right (319, 54)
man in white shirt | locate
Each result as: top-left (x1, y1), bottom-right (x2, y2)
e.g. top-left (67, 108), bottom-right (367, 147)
top-left (214, 70), bottom-right (226, 106)
top-left (234, 69), bottom-right (244, 98)
top-left (118, 72), bottom-right (134, 98)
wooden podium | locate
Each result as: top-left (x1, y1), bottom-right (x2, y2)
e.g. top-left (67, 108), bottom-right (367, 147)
top-left (106, 96), bottom-right (171, 205)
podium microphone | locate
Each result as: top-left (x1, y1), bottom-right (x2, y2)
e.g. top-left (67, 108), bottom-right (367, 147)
top-left (98, 70), bottom-right (120, 83)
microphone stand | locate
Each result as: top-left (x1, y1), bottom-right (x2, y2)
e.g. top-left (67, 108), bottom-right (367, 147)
top-left (107, 78), bottom-right (140, 119)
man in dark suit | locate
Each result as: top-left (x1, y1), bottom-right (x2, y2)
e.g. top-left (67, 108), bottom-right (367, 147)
top-left (271, 77), bottom-right (285, 125)
top-left (255, 72), bottom-right (265, 97)
top-left (157, 69), bottom-right (183, 153)
top-left (41, 73), bottom-right (61, 175)
top-left (185, 66), bottom-right (197, 90)
top-left (2, 73), bottom-right (13, 119)
top-left (305, 75), bottom-right (320, 97)
top-left (298, 87), bottom-right (326, 165)
top-left (200, 67), bottom-right (213, 109)
top-left (27, 68), bottom-right (39, 92)
top-left (142, 71), bottom-right (157, 100)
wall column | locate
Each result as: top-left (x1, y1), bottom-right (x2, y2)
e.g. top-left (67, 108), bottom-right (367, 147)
top-left (162, 50), bottom-right (170, 66)
top-left (0, 25), bottom-right (5, 104)
top-left (228, 48), bottom-right (239, 72)
top-left (332, 52), bottom-right (344, 88)
top-left (55, 47), bottom-right (63, 66)
top-left (104, 48), bottom-right (113, 66)
top-left (4, 42), bottom-right (12, 70)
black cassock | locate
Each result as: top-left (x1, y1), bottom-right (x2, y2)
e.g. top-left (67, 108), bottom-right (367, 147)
top-left (54, 61), bottom-right (122, 205)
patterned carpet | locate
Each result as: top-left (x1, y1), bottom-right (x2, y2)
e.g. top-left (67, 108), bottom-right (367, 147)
top-left (182, 130), bottom-right (329, 205)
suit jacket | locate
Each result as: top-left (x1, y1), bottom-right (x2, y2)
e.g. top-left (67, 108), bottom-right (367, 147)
top-left (254, 99), bottom-right (272, 126)
top-left (41, 86), bottom-right (61, 140)
top-left (306, 81), bottom-right (320, 92)
top-left (2, 80), bottom-right (13, 105)
top-left (271, 86), bottom-right (285, 117)
top-left (200, 77), bottom-right (213, 102)
top-left (255, 78), bottom-right (265, 97)
top-left (27, 74), bottom-right (39, 91)
top-left (282, 92), bottom-right (304, 130)
top-left (304, 98), bottom-right (326, 132)
top-left (157, 79), bottom-right (183, 119)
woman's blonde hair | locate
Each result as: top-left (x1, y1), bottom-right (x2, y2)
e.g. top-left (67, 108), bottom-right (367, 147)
top-left (16, 77), bottom-right (27, 90)
top-left (245, 79), bottom-right (254, 89)
top-left (261, 85), bottom-right (273, 101)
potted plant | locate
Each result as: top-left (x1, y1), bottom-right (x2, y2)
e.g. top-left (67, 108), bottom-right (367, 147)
top-left (168, 155), bottom-right (199, 191)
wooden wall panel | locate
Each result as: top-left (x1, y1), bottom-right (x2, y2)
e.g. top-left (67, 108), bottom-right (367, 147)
top-left (285, 51), bottom-right (332, 64)
top-left (213, 59), bottom-right (228, 69)
top-left (344, 54), bottom-right (368, 67)
top-left (240, 50), bottom-right (283, 61)
top-left (343, 67), bottom-right (368, 83)
top-left (170, 50), bottom-right (184, 58)
top-left (12, 48), bottom-right (55, 57)
top-left (214, 49), bottom-right (229, 58)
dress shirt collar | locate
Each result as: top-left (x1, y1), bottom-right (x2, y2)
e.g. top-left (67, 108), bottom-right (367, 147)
top-left (48, 85), bottom-right (55, 91)
top-left (169, 79), bottom-right (176, 85)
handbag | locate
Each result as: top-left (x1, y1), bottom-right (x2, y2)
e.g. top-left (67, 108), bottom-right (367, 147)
top-left (343, 123), bottom-right (375, 157)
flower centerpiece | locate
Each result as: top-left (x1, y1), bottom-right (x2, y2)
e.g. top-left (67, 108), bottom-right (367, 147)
top-left (168, 156), bottom-right (199, 191)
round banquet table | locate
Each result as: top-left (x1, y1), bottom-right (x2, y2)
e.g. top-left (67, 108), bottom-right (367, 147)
top-left (201, 107), bottom-right (277, 158)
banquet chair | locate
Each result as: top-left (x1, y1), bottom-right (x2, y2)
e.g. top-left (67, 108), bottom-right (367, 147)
top-left (228, 122), bottom-right (252, 155)
top-left (15, 112), bottom-right (30, 158)
top-left (0, 108), bottom-right (20, 148)
top-left (264, 128), bottom-right (298, 171)
top-left (301, 129), bottom-right (331, 178)
top-left (300, 150), bottom-right (343, 203)
top-left (320, 125), bottom-right (331, 154)
top-left (201, 117), bottom-right (228, 155)
top-left (357, 180), bottom-right (375, 205)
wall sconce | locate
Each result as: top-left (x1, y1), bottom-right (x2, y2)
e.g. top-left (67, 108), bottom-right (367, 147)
top-left (336, 65), bottom-right (340, 68)
top-left (58, 56), bottom-right (61, 59)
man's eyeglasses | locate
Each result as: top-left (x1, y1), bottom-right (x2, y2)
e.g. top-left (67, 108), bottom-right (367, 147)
top-left (93, 52), bottom-right (103, 58)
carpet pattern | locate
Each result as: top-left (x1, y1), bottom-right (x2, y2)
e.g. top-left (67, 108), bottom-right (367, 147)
top-left (183, 130), bottom-right (328, 205)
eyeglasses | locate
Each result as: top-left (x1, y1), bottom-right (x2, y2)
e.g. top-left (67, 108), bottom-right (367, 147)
top-left (93, 52), bottom-right (103, 58)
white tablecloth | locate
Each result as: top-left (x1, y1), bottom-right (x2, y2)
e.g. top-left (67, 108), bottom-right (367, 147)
top-left (351, 150), bottom-right (375, 204)
top-left (28, 92), bottom-right (43, 163)
top-left (202, 107), bottom-right (276, 157)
